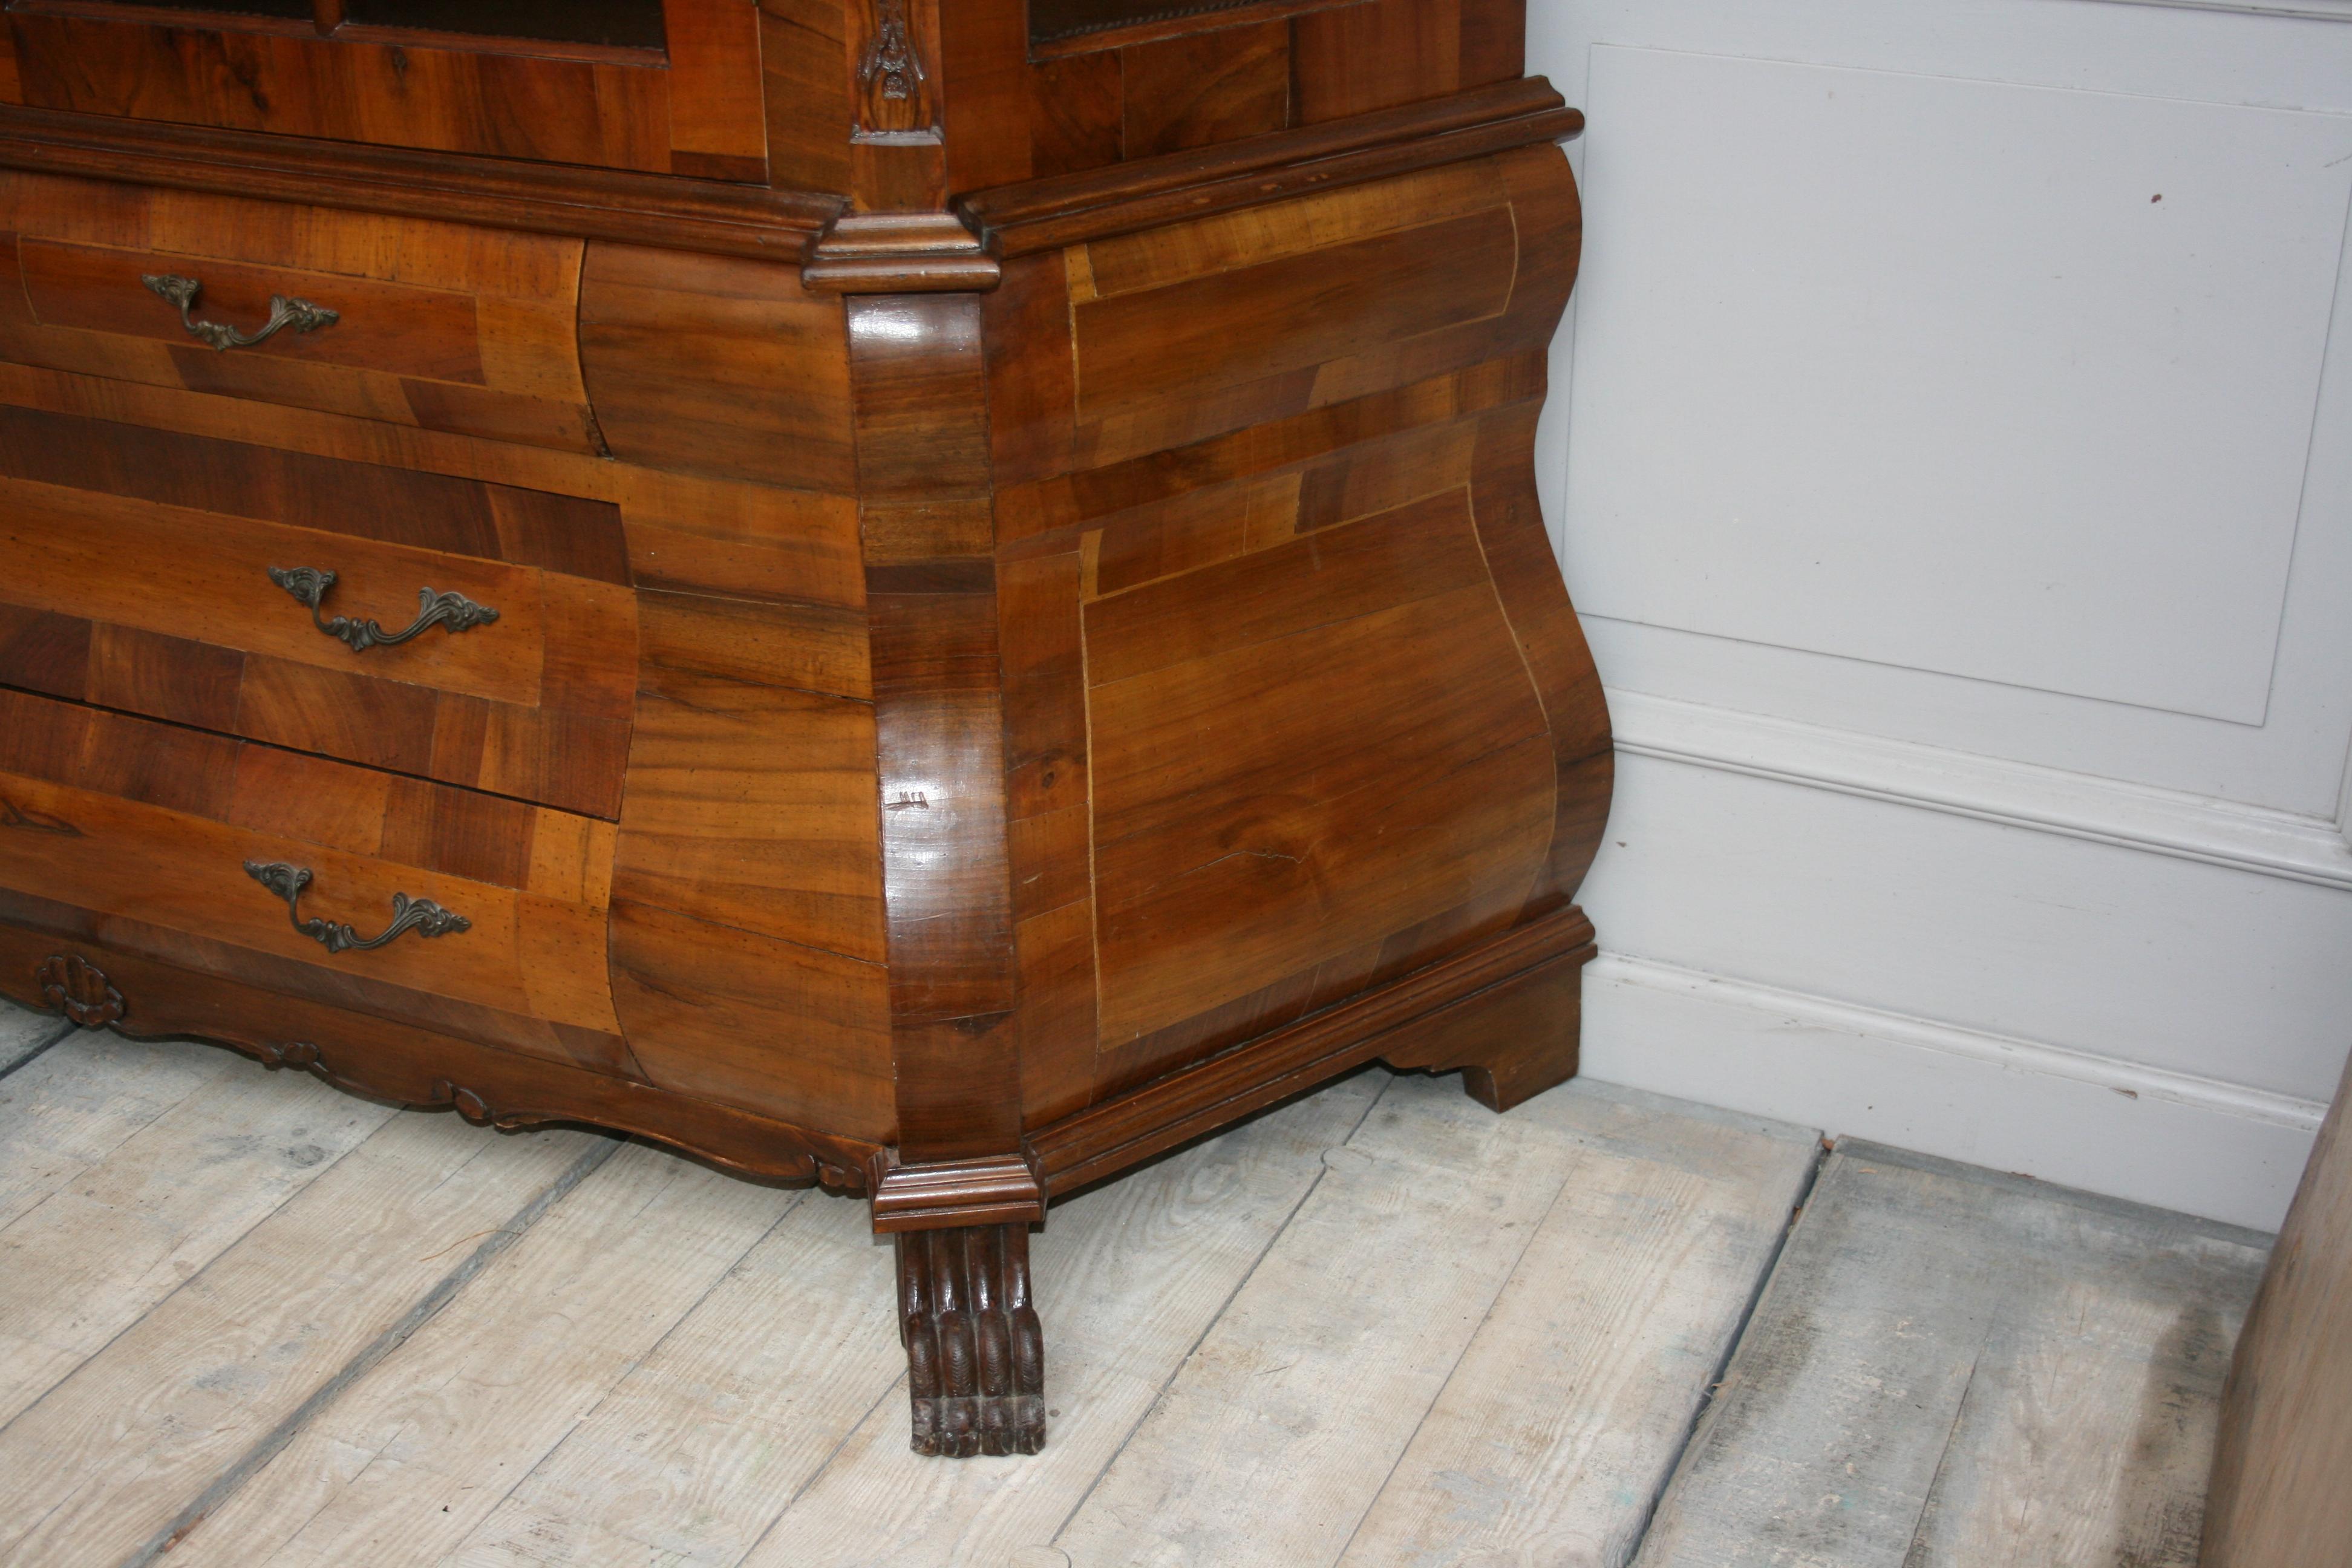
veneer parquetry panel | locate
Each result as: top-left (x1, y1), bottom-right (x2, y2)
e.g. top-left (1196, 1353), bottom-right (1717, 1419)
top-left (0, 0), bottom-right (1607, 1460)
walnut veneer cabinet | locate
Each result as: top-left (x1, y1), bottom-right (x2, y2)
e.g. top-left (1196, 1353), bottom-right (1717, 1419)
top-left (0, 0), bottom-right (1611, 1457)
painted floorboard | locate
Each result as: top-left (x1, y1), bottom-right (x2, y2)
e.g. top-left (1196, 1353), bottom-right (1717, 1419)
top-left (1634, 1140), bottom-right (2271, 1568)
top-left (0, 1056), bottom-right (390, 1426)
top-left (0, 1058), bottom-right (2266, 1568)
top-left (439, 1186), bottom-right (903, 1568)
top-left (1048, 1074), bottom-right (1820, 1568)
top-left (1335, 1082), bottom-right (1821, 1568)
top-left (0, 993), bottom-right (69, 1077)
top-left (165, 1140), bottom-right (791, 1568)
top-left (0, 1033), bottom-right (238, 1233)
top-left (0, 1112), bottom-right (611, 1568)
top-left (733, 1069), bottom-right (1391, 1568)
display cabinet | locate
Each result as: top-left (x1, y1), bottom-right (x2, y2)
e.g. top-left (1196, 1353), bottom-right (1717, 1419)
top-left (0, 0), bottom-right (1609, 1457)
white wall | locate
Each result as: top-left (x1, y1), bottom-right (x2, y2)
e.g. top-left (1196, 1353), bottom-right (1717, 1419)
top-left (1530, 0), bottom-right (2352, 1229)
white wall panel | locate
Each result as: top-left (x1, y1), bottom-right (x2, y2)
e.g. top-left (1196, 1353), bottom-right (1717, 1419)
top-left (1528, 0), bottom-right (2352, 1225)
top-left (1563, 47), bottom-right (2350, 723)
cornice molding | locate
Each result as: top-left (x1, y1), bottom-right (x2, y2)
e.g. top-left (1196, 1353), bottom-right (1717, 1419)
top-left (0, 106), bottom-right (838, 263)
top-left (958, 76), bottom-right (1586, 257)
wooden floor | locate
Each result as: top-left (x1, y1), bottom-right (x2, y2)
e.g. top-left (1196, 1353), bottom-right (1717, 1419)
top-left (0, 996), bottom-right (2270, 1568)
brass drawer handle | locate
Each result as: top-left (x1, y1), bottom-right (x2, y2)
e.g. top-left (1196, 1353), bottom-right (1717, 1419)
top-left (143, 272), bottom-right (338, 351)
top-left (268, 566), bottom-right (499, 653)
top-left (245, 860), bottom-right (471, 955)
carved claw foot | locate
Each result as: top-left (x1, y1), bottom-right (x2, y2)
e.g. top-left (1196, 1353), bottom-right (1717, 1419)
top-left (897, 1223), bottom-right (1045, 1457)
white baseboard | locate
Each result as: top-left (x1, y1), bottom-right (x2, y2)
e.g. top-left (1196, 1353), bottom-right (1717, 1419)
top-left (1608, 690), bottom-right (2352, 892)
top-left (1580, 950), bottom-right (2329, 1231)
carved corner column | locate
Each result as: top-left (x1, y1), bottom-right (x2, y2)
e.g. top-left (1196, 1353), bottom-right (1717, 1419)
top-left (846, 286), bottom-right (1045, 1454)
top-left (819, 0), bottom-right (1039, 1459)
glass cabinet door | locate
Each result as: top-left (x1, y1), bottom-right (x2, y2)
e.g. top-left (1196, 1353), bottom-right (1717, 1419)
top-left (339, 0), bottom-right (667, 50)
top-left (0, 0), bottom-right (763, 180)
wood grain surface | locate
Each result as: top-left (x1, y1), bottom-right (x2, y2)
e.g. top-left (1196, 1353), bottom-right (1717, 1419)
top-left (0, 690), bottom-right (622, 1046)
top-left (1639, 1142), bottom-right (2270, 1568)
top-left (2203, 1051), bottom-right (2352, 1568)
top-left (987, 143), bottom-right (1604, 1138)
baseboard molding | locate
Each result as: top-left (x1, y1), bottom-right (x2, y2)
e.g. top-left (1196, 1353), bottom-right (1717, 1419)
top-left (1581, 949), bottom-right (2331, 1231)
top-left (1609, 690), bottom-right (2352, 892)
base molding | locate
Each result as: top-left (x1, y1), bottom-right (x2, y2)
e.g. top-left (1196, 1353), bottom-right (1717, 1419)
top-left (1028, 905), bottom-right (1597, 1197)
top-left (872, 1154), bottom-right (1046, 1233)
top-left (0, 927), bottom-right (881, 1192)
top-left (1583, 950), bottom-right (2328, 1230)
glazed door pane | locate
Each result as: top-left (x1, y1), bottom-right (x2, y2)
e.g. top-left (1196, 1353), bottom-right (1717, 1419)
top-left (0, 0), bottom-right (764, 178)
top-left (341, 0), bottom-right (667, 50)
top-left (132, 0), bottom-right (312, 17)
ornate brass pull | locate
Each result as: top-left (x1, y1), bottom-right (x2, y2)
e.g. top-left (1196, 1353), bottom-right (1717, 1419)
top-left (268, 566), bottom-right (498, 653)
top-left (142, 273), bottom-right (338, 351)
top-left (245, 861), bottom-right (469, 955)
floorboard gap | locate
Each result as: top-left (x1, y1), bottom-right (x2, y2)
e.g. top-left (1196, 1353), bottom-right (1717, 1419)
top-left (120, 1133), bottom-right (620, 1568)
top-left (0, 1018), bottom-right (76, 1082)
top-left (1045, 1072), bottom-right (1394, 1553)
top-left (1622, 1132), bottom-right (1836, 1566)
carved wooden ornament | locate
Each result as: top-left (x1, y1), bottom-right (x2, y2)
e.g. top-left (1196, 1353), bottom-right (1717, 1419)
top-left (36, 954), bottom-right (125, 1029)
top-left (856, 0), bottom-right (936, 139)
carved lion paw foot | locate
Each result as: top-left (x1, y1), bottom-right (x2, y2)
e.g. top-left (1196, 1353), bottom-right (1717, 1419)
top-left (897, 1223), bottom-right (1046, 1457)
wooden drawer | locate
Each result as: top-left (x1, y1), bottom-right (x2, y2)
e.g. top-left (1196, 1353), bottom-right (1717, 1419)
top-left (0, 170), bottom-right (599, 451)
top-left (0, 690), bottom-right (630, 1074)
top-left (0, 403), bottom-right (636, 819)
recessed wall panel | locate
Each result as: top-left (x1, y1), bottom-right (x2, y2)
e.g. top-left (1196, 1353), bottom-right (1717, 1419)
top-left (1562, 45), bottom-right (2352, 723)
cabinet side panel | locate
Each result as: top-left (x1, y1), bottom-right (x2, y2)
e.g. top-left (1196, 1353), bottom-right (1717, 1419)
top-left (987, 143), bottom-right (1606, 1112)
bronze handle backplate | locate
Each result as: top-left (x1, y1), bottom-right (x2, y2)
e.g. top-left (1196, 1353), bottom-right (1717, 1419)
top-left (244, 861), bottom-right (471, 955)
top-left (267, 566), bottom-right (499, 653)
top-left (142, 272), bottom-right (338, 351)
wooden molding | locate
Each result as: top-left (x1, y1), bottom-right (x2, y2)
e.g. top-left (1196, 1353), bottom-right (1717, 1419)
top-left (34, 951), bottom-right (124, 1028)
top-left (1610, 690), bottom-right (2352, 893)
top-left (1027, 904), bottom-right (1598, 1196)
top-left (957, 77), bottom-right (1585, 257)
top-left (0, 82), bottom-right (1584, 280)
top-left (804, 210), bottom-right (1002, 293)
top-left (872, 1152), bottom-right (1048, 1231)
top-left (0, 106), bottom-right (838, 263)
top-left (0, 929), bottom-right (882, 1192)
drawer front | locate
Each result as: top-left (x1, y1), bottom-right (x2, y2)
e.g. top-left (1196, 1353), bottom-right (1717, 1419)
top-left (0, 171), bottom-right (599, 451)
top-left (0, 404), bottom-right (636, 818)
top-left (0, 690), bottom-right (630, 1074)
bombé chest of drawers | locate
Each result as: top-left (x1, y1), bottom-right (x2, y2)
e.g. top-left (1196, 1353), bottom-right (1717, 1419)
top-left (0, 0), bottom-right (1612, 1457)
